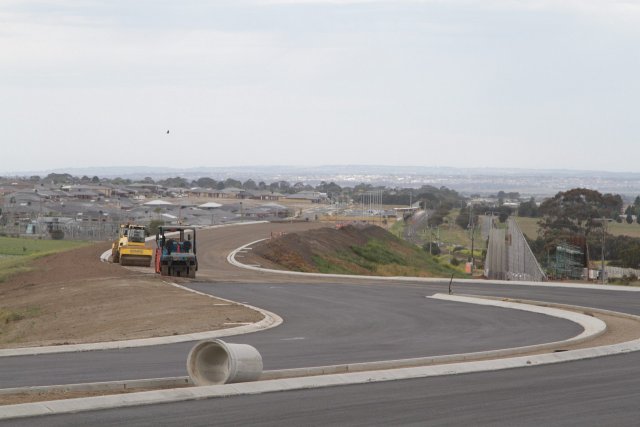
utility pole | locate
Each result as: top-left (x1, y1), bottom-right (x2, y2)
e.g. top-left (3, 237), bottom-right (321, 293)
top-left (601, 218), bottom-right (607, 284)
top-left (595, 217), bottom-right (609, 284)
top-left (469, 204), bottom-right (475, 276)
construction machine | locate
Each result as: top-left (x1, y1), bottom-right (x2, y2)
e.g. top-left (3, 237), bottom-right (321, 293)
top-left (155, 225), bottom-right (198, 278)
top-left (111, 224), bottom-right (154, 267)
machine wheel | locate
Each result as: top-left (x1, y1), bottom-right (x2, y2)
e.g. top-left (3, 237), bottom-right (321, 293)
top-left (112, 250), bottom-right (120, 263)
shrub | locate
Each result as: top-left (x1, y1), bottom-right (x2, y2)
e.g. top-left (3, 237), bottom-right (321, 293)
top-left (148, 220), bottom-right (165, 236)
top-left (423, 243), bottom-right (441, 255)
top-left (50, 229), bottom-right (64, 240)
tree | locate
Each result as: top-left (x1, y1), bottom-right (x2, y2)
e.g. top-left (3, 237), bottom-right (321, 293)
top-left (493, 205), bottom-right (513, 223)
top-left (224, 178), bottom-right (243, 189)
top-left (45, 173), bottom-right (73, 184)
top-left (112, 177), bottom-right (131, 185)
top-left (537, 188), bottom-right (623, 248)
top-left (278, 180), bottom-right (292, 193)
top-left (518, 197), bottom-right (539, 218)
top-left (243, 179), bottom-right (258, 190)
top-left (160, 176), bottom-right (189, 188)
top-left (196, 177), bottom-right (217, 188)
top-left (455, 208), bottom-right (471, 229)
top-left (624, 205), bottom-right (634, 224)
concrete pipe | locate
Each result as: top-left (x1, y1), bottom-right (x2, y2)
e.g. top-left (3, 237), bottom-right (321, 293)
top-left (187, 339), bottom-right (263, 386)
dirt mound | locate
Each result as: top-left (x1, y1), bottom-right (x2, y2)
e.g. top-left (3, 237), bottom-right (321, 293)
top-left (252, 224), bottom-right (454, 277)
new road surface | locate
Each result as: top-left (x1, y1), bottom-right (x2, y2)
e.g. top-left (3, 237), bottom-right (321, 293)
top-left (1, 222), bottom-right (639, 425)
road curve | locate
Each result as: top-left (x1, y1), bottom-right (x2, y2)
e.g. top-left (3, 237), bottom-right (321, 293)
top-left (1, 222), bottom-right (639, 425)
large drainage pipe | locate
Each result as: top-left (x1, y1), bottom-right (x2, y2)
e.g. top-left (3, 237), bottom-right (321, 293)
top-left (187, 339), bottom-right (263, 386)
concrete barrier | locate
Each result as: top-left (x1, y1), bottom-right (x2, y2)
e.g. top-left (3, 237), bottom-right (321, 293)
top-left (187, 339), bottom-right (263, 386)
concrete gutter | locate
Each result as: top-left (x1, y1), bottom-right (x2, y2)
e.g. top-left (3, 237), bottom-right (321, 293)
top-left (0, 377), bottom-right (191, 397)
top-left (228, 238), bottom-right (640, 292)
top-left (2, 293), bottom-right (604, 394)
top-left (259, 292), bottom-right (606, 379)
top-left (1, 294), bottom-right (636, 420)
top-left (5, 336), bottom-right (639, 421)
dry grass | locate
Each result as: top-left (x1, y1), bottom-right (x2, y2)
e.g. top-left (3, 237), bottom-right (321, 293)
top-left (515, 217), bottom-right (640, 240)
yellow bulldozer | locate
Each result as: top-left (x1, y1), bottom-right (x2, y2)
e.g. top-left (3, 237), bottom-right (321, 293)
top-left (111, 224), bottom-right (154, 267)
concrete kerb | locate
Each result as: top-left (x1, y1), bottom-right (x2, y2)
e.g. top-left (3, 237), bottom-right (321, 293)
top-left (260, 292), bottom-right (607, 380)
top-left (0, 377), bottom-right (192, 396)
top-left (13, 338), bottom-right (640, 421)
top-left (2, 295), bottom-right (639, 421)
top-left (3, 292), bottom-right (603, 396)
top-left (228, 238), bottom-right (640, 292)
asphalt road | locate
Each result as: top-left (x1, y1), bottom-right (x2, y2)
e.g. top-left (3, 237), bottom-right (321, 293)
top-left (2, 222), bottom-right (639, 425)
top-left (13, 350), bottom-right (639, 427)
top-left (0, 281), bottom-right (582, 388)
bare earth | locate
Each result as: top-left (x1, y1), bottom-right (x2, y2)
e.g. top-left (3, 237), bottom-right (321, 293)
top-left (0, 243), bottom-right (261, 348)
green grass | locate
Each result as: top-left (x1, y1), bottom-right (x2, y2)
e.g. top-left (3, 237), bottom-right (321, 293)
top-left (350, 240), bottom-right (407, 265)
top-left (0, 237), bottom-right (88, 256)
top-left (389, 220), bottom-right (405, 238)
top-left (607, 221), bottom-right (640, 239)
top-left (0, 307), bottom-right (41, 325)
top-left (427, 210), bottom-right (484, 251)
top-left (313, 238), bottom-right (467, 278)
top-left (0, 236), bottom-right (90, 282)
top-left (514, 217), bottom-right (541, 239)
top-left (515, 217), bottom-right (640, 240)
top-left (312, 254), bottom-right (366, 274)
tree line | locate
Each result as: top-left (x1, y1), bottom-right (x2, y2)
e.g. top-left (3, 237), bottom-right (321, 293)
top-left (519, 188), bottom-right (640, 270)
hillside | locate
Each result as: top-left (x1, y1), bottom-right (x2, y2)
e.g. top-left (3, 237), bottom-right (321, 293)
top-left (251, 224), bottom-right (466, 278)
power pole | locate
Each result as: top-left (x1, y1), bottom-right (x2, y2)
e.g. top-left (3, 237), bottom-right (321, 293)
top-left (601, 218), bottom-right (607, 284)
top-left (594, 217), bottom-right (609, 284)
top-left (469, 204), bottom-right (475, 276)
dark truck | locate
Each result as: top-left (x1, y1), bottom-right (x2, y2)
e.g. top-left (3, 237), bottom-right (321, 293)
top-left (155, 225), bottom-right (198, 278)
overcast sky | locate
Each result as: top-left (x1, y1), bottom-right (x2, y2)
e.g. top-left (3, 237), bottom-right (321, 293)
top-left (2, 0), bottom-right (639, 174)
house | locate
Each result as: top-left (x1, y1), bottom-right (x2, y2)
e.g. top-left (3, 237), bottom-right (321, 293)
top-left (219, 187), bottom-right (247, 199)
top-left (188, 187), bottom-right (219, 198)
top-left (245, 190), bottom-right (284, 201)
top-left (243, 203), bottom-right (290, 219)
top-left (61, 185), bottom-right (114, 198)
top-left (285, 191), bottom-right (328, 204)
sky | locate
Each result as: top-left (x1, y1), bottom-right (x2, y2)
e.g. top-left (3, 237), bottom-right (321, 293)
top-left (1, 0), bottom-right (639, 174)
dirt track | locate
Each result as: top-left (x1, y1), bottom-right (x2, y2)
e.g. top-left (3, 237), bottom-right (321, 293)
top-left (0, 222), bottom-right (328, 348)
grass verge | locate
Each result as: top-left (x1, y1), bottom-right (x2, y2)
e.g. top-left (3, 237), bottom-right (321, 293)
top-left (314, 238), bottom-right (467, 278)
top-left (0, 237), bottom-right (91, 282)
